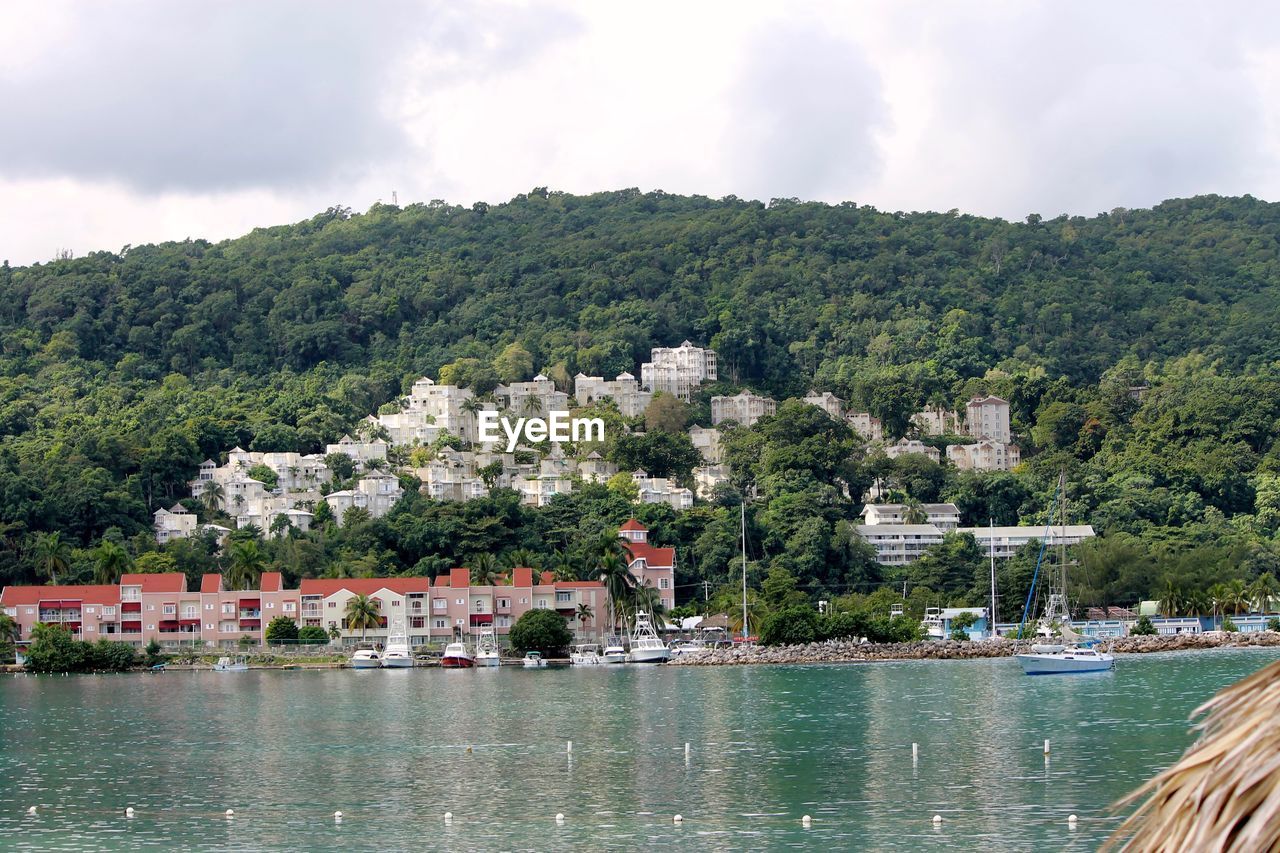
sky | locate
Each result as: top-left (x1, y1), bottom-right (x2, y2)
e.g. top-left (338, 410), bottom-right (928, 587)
top-left (2, 0), bottom-right (1280, 265)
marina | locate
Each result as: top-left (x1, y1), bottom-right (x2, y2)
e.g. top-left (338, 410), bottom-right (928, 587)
top-left (3, 648), bottom-right (1276, 850)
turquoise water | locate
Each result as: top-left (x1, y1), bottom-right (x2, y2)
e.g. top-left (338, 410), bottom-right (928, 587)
top-left (1, 649), bottom-right (1276, 851)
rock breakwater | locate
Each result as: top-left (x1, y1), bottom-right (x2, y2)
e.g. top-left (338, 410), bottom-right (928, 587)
top-left (668, 631), bottom-right (1280, 666)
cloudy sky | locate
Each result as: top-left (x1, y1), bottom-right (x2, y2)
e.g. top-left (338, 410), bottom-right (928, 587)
top-left (2, 0), bottom-right (1279, 264)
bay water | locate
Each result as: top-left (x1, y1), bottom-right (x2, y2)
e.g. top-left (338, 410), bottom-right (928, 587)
top-left (2, 649), bottom-right (1276, 850)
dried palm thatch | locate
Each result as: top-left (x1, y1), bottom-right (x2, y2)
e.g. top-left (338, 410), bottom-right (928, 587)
top-left (1105, 658), bottom-right (1280, 852)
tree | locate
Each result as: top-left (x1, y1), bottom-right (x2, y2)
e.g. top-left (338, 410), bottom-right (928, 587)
top-left (575, 602), bottom-right (593, 630)
top-left (493, 341), bottom-right (534, 384)
top-left (247, 464), bottom-right (278, 491)
top-left (133, 551), bottom-right (177, 574)
top-left (949, 611), bottom-right (979, 641)
top-left (265, 615), bottom-right (299, 643)
top-left (644, 393), bottom-right (688, 433)
top-left (323, 453), bottom-right (355, 482)
top-left (596, 552), bottom-right (635, 631)
top-left (224, 540), bottom-right (264, 591)
top-left (1251, 573), bottom-right (1280, 614)
top-left (92, 540), bottom-right (131, 585)
top-left (759, 605), bottom-right (819, 646)
top-left (32, 532), bottom-right (71, 584)
top-left (509, 608), bottom-right (573, 656)
top-left (202, 481), bottom-right (225, 513)
top-left (344, 594), bottom-right (381, 640)
top-left (470, 553), bottom-right (500, 586)
top-left (23, 625), bottom-right (86, 673)
top-left (1131, 615), bottom-right (1157, 636)
top-left (298, 625), bottom-right (329, 644)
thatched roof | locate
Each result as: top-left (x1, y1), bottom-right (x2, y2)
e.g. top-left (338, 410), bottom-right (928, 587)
top-left (1106, 658), bottom-right (1280, 851)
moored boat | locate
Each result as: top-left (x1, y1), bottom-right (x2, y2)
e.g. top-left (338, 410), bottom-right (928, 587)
top-left (602, 638), bottom-right (627, 664)
top-left (626, 611), bottom-right (670, 663)
top-left (381, 622), bottom-right (413, 668)
top-left (441, 641), bottom-right (475, 668)
top-left (213, 655), bottom-right (248, 672)
top-left (570, 643), bottom-right (603, 665)
top-left (1016, 644), bottom-right (1115, 674)
top-left (475, 628), bottom-right (501, 667)
top-left (349, 647), bottom-right (381, 669)
top-left (522, 651), bottom-right (547, 668)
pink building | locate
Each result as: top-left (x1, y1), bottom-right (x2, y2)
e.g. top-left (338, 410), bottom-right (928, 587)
top-left (430, 567), bottom-right (607, 642)
top-left (619, 519), bottom-right (676, 612)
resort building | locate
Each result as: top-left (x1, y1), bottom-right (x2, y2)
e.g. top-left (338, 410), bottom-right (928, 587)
top-left (803, 391), bottom-right (844, 420)
top-left (323, 472), bottom-right (404, 525)
top-left (153, 503), bottom-right (197, 544)
top-left (574, 372), bottom-right (652, 417)
top-left (711, 391), bottom-right (778, 427)
top-left (619, 519), bottom-right (675, 612)
top-left (694, 464), bottom-right (731, 500)
top-left (854, 524), bottom-right (945, 566)
top-left (947, 439), bottom-right (1022, 472)
top-left (374, 377), bottom-right (481, 445)
top-left (631, 470), bottom-right (695, 510)
top-left (495, 374), bottom-right (569, 418)
top-left (846, 412), bottom-right (884, 442)
top-left (640, 341), bottom-right (718, 401)
top-left (966, 395), bottom-right (1012, 443)
top-left (323, 435), bottom-right (389, 470)
top-left (958, 524), bottom-right (1096, 558)
top-left (688, 426), bottom-right (723, 463)
top-left (883, 437), bottom-right (941, 463)
top-left (861, 503), bottom-right (961, 530)
top-left (913, 406), bottom-right (962, 436)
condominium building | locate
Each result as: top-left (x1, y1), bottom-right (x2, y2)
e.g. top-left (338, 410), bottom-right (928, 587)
top-left (630, 470), bottom-right (694, 510)
top-left (947, 439), bottom-right (1022, 472)
top-left (966, 395), bottom-right (1012, 443)
top-left (959, 524), bottom-right (1096, 558)
top-left (711, 391), bottom-right (777, 427)
top-left (846, 412), bottom-right (884, 442)
top-left (914, 406), bottom-right (962, 436)
top-left (861, 502), bottom-right (961, 530)
top-left (323, 472), bottom-right (404, 524)
top-left (324, 435), bottom-right (389, 470)
top-left (854, 524), bottom-right (945, 566)
top-left (640, 341), bottom-right (717, 401)
top-left (574, 372), bottom-right (652, 418)
top-left (803, 391), bottom-right (844, 420)
top-left (153, 504), bottom-right (197, 544)
top-left (883, 437), bottom-right (941, 463)
top-left (688, 426), bottom-right (723, 463)
top-left (495, 374), bottom-right (569, 417)
top-left (619, 519), bottom-right (676, 611)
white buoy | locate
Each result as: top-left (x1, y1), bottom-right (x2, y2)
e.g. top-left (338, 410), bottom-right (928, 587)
top-left (802, 815), bottom-right (812, 827)
top-left (1044, 739), bottom-right (1051, 755)
top-left (125, 807), bottom-right (135, 818)
top-left (567, 740), bottom-right (573, 753)
top-left (912, 742), bottom-right (919, 761)
top-left (673, 814), bottom-right (683, 824)
top-left (26, 806), bottom-right (37, 815)
top-left (444, 811), bottom-right (453, 823)
top-left (225, 809), bottom-right (235, 819)
top-left (334, 811), bottom-right (343, 821)
top-left (1068, 814), bottom-right (1078, 828)
top-left (932, 814), bottom-right (942, 824)
top-left (555, 813), bottom-right (565, 824)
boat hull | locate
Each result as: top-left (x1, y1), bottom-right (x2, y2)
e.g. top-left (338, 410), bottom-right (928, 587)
top-left (440, 657), bottom-right (475, 669)
top-left (475, 654), bottom-right (500, 667)
top-left (349, 659), bottom-right (381, 669)
top-left (627, 647), bottom-right (670, 664)
top-left (1016, 653), bottom-right (1114, 675)
top-left (380, 656), bottom-right (413, 668)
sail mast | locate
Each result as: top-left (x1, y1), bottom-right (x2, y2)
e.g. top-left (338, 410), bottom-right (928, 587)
top-left (741, 500), bottom-right (748, 640)
top-left (989, 517), bottom-right (997, 637)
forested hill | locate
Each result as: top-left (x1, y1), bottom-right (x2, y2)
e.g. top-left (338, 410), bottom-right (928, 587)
top-left (4, 189), bottom-right (1280, 613)
top-left (7, 190), bottom-right (1280, 396)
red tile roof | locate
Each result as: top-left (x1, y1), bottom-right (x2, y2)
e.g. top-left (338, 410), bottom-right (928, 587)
top-left (449, 568), bottom-right (469, 589)
top-left (512, 567), bottom-right (533, 587)
top-left (200, 574), bottom-right (222, 594)
top-left (627, 542), bottom-right (675, 569)
top-left (540, 571), bottom-right (556, 585)
top-left (0, 584), bottom-right (121, 606)
top-left (298, 578), bottom-right (431, 597)
top-left (259, 572), bottom-right (283, 593)
top-left (119, 573), bottom-right (187, 593)
top-left (619, 518), bottom-right (647, 532)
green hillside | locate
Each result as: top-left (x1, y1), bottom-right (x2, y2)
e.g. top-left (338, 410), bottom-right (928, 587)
top-left (3, 189), bottom-right (1280, 621)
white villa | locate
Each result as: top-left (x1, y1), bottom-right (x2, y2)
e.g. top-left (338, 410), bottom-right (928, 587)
top-left (324, 472), bottom-right (404, 525)
top-left (641, 341), bottom-right (717, 401)
top-left (153, 504), bottom-right (197, 544)
top-left (574, 371), bottom-right (652, 417)
top-left (914, 406), bottom-right (963, 436)
top-left (846, 412), bottom-right (884, 442)
top-left (948, 439), bottom-right (1021, 472)
top-left (324, 435), bottom-right (389, 470)
top-left (711, 391), bottom-right (778, 427)
top-left (966, 395), bottom-right (1012, 443)
top-left (495, 374), bottom-right (568, 417)
top-left (694, 464), bottom-right (731, 500)
top-left (631, 469), bottom-right (695, 510)
top-left (861, 502), bottom-right (961, 530)
top-left (803, 391), bottom-right (844, 420)
top-left (883, 437), bottom-right (941, 463)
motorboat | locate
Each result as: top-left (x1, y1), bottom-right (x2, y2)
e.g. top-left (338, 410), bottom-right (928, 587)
top-left (440, 641), bottom-right (475, 669)
top-left (626, 611), bottom-right (670, 663)
top-left (668, 639), bottom-right (700, 658)
top-left (475, 628), bottom-right (501, 667)
top-left (349, 648), bottom-right (381, 669)
top-left (1016, 644), bottom-right (1115, 675)
top-left (213, 655), bottom-right (248, 672)
top-left (921, 607), bottom-right (945, 640)
top-left (522, 651), bottom-right (548, 668)
top-left (602, 637), bottom-right (627, 664)
top-left (381, 623), bottom-right (413, 668)
top-left (570, 643), bottom-right (603, 665)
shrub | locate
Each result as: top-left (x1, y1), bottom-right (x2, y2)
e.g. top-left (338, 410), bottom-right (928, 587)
top-left (759, 605), bottom-right (819, 646)
top-left (1222, 616), bottom-right (1239, 633)
top-left (818, 611), bottom-right (868, 642)
top-left (1269, 617), bottom-right (1280, 632)
top-left (297, 626), bottom-right (330, 644)
top-left (24, 626), bottom-right (87, 673)
top-left (265, 616), bottom-right (299, 643)
top-left (87, 639), bottom-right (139, 671)
top-left (1130, 615), bottom-right (1157, 636)
top-left (509, 609), bottom-right (573, 656)
top-left (143, 638), bottom-right (165, 668)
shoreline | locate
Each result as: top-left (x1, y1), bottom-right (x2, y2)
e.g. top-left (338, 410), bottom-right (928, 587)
top-left (667, 631), bottom-right (1280, 667)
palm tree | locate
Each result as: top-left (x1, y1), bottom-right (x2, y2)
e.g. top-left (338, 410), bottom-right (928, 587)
top-left (32, 532), bottom-right (71, 584)
top-left (1184, 588), bottom-right (1210, 620)
top-left (901, 498), bottom-right (928, 525)
top-left (345, 594), bottom-right (381, 641)
top-left (92, 541), bottom-right (131, 585)
top-left (1249, 572), bottom-right (1280, 614)
top-left (550, 551), bottom-right (578, 582)
top-left (1158, 580), bottom-right (1186, 618)
top-left (503, 548), bottom-right (541, 570)
top-left (470, 553), bottom-right (500, 586)
top-left (575, 602), bottom-right (593, 632)
top-left (1224, 579), bottom-right (1250, 616)
top-left (633, 581), bottom-right (666, 623)
top-left (224, 540), bottom-right (264, 591)
top-left (522, 395), bottom-right (544, 417)
top-left (0, 612), bottom-right (18, 646)
top-left (202, 481), bottom-right (225, 513)
top-left (596, 553), bottom-right (635, 632)
top-left (1208, 583), bottom-right (1231, 629)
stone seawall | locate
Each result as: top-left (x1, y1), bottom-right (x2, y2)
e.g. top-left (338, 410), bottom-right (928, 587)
top-left (667, 631), bottom-right (1280, 667)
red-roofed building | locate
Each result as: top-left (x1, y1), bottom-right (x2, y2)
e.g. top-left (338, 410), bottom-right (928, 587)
top-left (298, 577), bottom-right (431, 646)
top-left (620, 519), bottom-right (675, 612)
top-left (0, 584), bottom-right (122, 645)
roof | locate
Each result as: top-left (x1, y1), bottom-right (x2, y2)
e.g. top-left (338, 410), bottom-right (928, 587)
top-left (626, 542), bottom-right (675, 568)
top-left (862, 503), bottom-right (960, 515)
top-left (620, 518), bottom-right (647, 532)
top-left (940, 607), bottom-right (986, 619)
top-left (0, 584), bottom-right (121, 606)
top-left (298, 578), bottom-right (431, 597)
top-left (119, 573), bottom-right (187, 593)
top-left (259, 572), bottom-right (283, 593)
top-left (855, 524), bottom-right (945, 535)
top-left (968, 395), bottom-right (1009, 405)
top-left (556, 580), bottom-right (605, 589)
top-left (958, 525), bottom-right (1096, 539)
top-left (200, 574), bottom-right (222, 594)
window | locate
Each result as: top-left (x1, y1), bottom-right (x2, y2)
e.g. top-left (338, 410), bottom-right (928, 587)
top-left (391, 600), bottom-right (400, 607)
top-left (205, 603), bottom-right (214, 611)
top-left (455, 618), bottom-right (465, 626)
top-left (147, 604), bottom-right (156, 611)
top-left (433, 619), bottom-right (446, 629)
top-left (222, 603), bottom-right (234, 615)
top-left (410, 617), bottom-right (424, 629)
top-left (497, 598), bottom-right (510, 608)
top-left (85, 625), bottom-right (95, 632)
top-left (328, 601), bottom-right (337, 608)
top-left (537, 599), bottom-right (549, 609)
top-left (26, 608), bottom-right (34, 615)
top-left (162, 604), bottom-right (176, 615)
top-left (556, 592), bottom-right (571, 603)
top-left (206, 623), bottom-right (214, 630)
top-left (455, 598), bottom-right (464, 605)
top-left (659, 579), bottom-right (670, 590)
top-left (86, 606), bottom-right (96, 614)
top-left (103, 606), bottom-right (115, 616)
top-left (497, 615), bottom-right (511, 628)
top-left (265, 602), bottom-right (275, 609)
top-left (519, 597), bottom-right (528, 605)
top-left (283, 602), bottom-right (296, 613)
top-left (146, 624), bottom-right (156, 630)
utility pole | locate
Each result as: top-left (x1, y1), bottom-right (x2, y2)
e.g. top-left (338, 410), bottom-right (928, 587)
top-left (741, 500), bottom-right (749, 640)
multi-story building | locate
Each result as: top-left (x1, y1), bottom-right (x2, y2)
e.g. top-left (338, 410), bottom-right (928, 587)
top-left (694, 464), bottom-right (731, 501)
top-left (914, 406), bottom-right (963, 436)
top-left (375, 377), bottom-right (480, 445)
top-left (630, 470), bottom-right (694, 510)
top-left (495, 375), bottom-right (569, 418)
top-left (323, 472), bottom-right (404, 524)
top-left (966, 395), bottom-right (1012, 443)
top-left (861, 502), bottom-right (961, 530)
top-left (711, 391), bottom-right (777, 427)
top-left (803, 391), bottom-right (844, 420)
top-left (688, 426), bottom-right (723, 463)
top-left (153, 503), bottom-right (197, 544)
top-left (574, 372), bottom-right (652, 418)
top-left (883, 437), bottom-right (941, 463)
top-left (947, 440), bottom-right (1022, 472)
top-left (640, 341), bottom-right (717, 401)
top-left (324, 435), bottom-right (389, 470)
top-left (959, 524), bottom-right (1096, 559)
top-left (854, 524), bottom-right (946, 566)
top-left (619, 519), bottom-right (675, 612)
top-left (846, 412), bottom-right (884, 442)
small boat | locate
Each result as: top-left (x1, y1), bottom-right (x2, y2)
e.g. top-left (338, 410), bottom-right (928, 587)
top-left (570, 643), bottom-right (603, 666)
top-left (626, 611), bottom-right (670, 663)
top-left (1016, 644), bottom-right (1115, 675)
top-left (381, 623), bottom-right (413, 668)
top-left (149, 663), bottom-right (167, 672)
top-left (440, 641), bottom-right (475, 669)
top-left (349, 648), bottom-right (381, 669)
top-left (602, 638), bottom-right (627, 664)
top-left (522, 651), bottom-right (547, 668)
top-left (213, 656), bottom-right (248, 672)
top-left (921, 607), bottom-right (945, 641)
top-left (475, 628), bottom-right (501, 667)
top-left (668, 639), bottom-right (702, 658)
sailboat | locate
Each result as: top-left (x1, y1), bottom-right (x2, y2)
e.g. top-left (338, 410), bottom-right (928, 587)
top-left (1015, 472), bottom-right (1114, 675)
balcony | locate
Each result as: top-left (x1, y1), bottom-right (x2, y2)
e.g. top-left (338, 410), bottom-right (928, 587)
top-left (122, 601), bottom-right (141, 613)
top-left (239, 610), bottom-right (261, 619)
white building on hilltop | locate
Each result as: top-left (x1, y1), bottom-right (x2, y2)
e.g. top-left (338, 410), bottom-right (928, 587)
top-left (574, 372), bottom-right (652, 418)
top-left (324, 435), bottom-right (389, 470)
top-left (959, 524), bottom-right (1095, 558)
top-left (631, 469), bottom-right (695, 510)
top-left (803, 391), bottom-right (844, 420)
top-left (855, 524), bottom-right (945, 566)
top-left (846, 412), bottom-right (884, 442)
top-left (914, 406), bottom-right (963, 436)
top-left (861, 503), bottom-right (961, 530)
top-left (154, 504), bottom-right (197, 545)
top-left (947, 439), bottom-right (1021, 472)
top-left (689, 426), bottom-right (723, 463)
top-left (712, 391), bottom-right (777, 427)
top-left (883, 437), bottom-right (941, 463)
top-left (324, 472), bottom-right (404, 525)
top-left (966, 395), bottom-right (1012, 443)
top-left (641, 341), bottom-right (717, 401)
top-left (376, 377), bottom-right (480, 445)
top-left (496, 374), bottom-right (568, 418)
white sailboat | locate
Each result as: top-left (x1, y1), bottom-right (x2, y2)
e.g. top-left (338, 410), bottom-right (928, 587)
top-left (381, 620), bottom-right (413, 668)
top-left (475, 628), bottom-right (501, 667)
top-left (626, 611), bottom-right (670, 663)
top-left (1015, 472), bottom-right (1114, 675)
